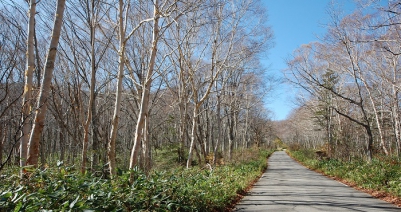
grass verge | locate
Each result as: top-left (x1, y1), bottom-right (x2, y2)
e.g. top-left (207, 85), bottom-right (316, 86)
top-left (288, 149), bottom-right (401, 207)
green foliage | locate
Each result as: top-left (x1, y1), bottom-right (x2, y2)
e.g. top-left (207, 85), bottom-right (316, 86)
top-left (153, 144), bottom-right (186, 170)
top-left (0, 149), bottom-right (275, 211)
top-left (289, 149), bottom-right (401, 197)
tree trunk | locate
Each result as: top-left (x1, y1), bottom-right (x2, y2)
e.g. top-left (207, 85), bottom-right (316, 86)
top-left (0, 127), bottom-right (4, 166)
top-left (81, 117), bottom-right (90, 173)
top-left (178, 100), bottom-right (187, 163)
top-left (213, 94), bottom-right (221, 165)
top-left (186, 107), bottom-right (198, 168)
top-left (177, 54), bottom-right (189, 163)
top-left (392, 86), bottom-right (401, 156)
top-left (197, 112), bottom-right (207, 163)
top-left (227, 86), bottom-right (237, 160)
top-left (195, 141), bottom-right (202, 166)
top-left (243, 92), bottom-right (250, 148)
top-left (91, 105), bottom-right (100, 169)
top-left (81, 3), bottom-right (97, 174)
top-left (108, 0), bottom-right (125, 178)
top-left (141, 115), bottom-right (151, 173)
top-left (365, 126), bottom-right (373, 162)
top-left (327, 105), bottom-right (333, 157)
top-left (40, 135), bottom-right (46, 168)
top-left (371, 103), bottom-right (389, 155)
top-left (27, 0), bottom-right (66, 166)
top-left (359, 72), bottom-right (389, 155)
top-left (21, 0), bottom-right (36, 173)
top-left (203, 109), bottom-right (209, 156)
top-left (59, 131), bottom-right (64, 161)
top-left (228, 110), bottom-right (235, 161)
top-left (129, 0), bottom-right (159, 171)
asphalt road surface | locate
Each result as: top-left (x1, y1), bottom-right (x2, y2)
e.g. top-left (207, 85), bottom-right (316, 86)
top-left (235, 151), bottom-right (400, 211)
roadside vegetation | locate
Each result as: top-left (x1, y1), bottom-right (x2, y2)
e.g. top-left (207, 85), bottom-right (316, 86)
top-left (288, 148), bottom-right (401, 205)
top-left (0, 148), bottom-right (274, 211)
top-left (273, 2), bottom-right (401, 208)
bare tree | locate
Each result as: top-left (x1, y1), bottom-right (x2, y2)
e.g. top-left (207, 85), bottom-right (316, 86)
top-left (20, 0), bottom-right (36, 174)
top-left (128, 0), bottom-right (160, 171)
top-left (0, 4), bottom-right (26, 171)
top-left (107, 0), bottom-right (126, 178)
top-left (127, 0), bottom-right (203, 172)
top-left (27, 0), bottom-right (67, 166)
top-left (285, 5), bottom-right (401, 159)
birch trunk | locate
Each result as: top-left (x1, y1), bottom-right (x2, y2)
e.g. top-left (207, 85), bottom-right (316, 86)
top-left (108, 0), bottom-right (125, 178)
top-left (178, 53), bottom-right (189, 163)
top-left (365, 126), bottom-right (374, 162)
top-left (0, 128), bottom-right (3, 166)
top-left (212, 93), bottom-right (221, 165)
top-left (178, 100), bottom-right (187, 162)
top-left (358, 72), bottom-right (389, 155)
top-left (197, 112), bottom-right (207, 161)
top-left (243, 92), bottom-right (249, 148)
top-left (186, 106), bottom-right (198, 168)
top-left (129, 0), bottom-right (159, 171)
top-left (26, 0), bottom-right (66, 166)
top-left (390, 60), bottom-right (401, 156)
top-left (21, 0), bottom-right (36, 171)
top-left (186, 72), bottom-right (219, 168)
top-left (228, 108), bottom-right (235, 160)
top-left (141, 115), bottom-right (151, 173)
top-left (392, 85), bottom-right (401, 156)
top-left (81, 0), bottom-right (97, 174)
top-left (90, 113), bottom-right (100, 168)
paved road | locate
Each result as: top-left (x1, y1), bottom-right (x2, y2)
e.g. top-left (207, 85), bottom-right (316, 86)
top-left (235, 151), bottom-right (400, 211)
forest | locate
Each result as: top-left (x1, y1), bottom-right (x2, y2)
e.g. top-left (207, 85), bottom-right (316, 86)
top-left (0, 0), bottom-right (401, 211)
top-left (278, 1), bottom-right (401, 205)
top-left (1, 0), bottom-right (276, 210)
top-left (0, 0), bottom-right (274, 173)
top-left (281, 1), bottom-right (401, 161)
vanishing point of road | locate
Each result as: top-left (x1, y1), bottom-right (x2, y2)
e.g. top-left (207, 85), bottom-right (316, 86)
top-left (235, 151), bottom-right (400, 211)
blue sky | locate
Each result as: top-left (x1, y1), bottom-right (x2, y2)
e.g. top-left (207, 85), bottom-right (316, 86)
top-left (263, 0), bottom-right (356, 120)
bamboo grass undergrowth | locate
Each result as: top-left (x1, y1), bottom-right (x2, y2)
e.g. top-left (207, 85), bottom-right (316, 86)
top-left (289, 149), bottom-right (401, 198)
top-left (0, 148), bottom-right (274, 211)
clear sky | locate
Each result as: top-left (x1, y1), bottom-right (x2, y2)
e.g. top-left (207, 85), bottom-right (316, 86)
top-left (263, 0), bottom-right (357, 120)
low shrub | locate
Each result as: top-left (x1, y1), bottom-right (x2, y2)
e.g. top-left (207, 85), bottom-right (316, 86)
top-left (289, 149), bottom-right (401, 198)
top-left (0, 149), bottom-right (275, 211)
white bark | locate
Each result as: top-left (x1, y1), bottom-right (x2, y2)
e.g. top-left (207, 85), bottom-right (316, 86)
top-left (186, 106), bottom-right (199, 168)
top-left (108, 0), bottom-right (125, 178)
top-left (21, 0), bottom-right (36, 171)
top-left (81, 0), bottom-right (97, 174)
top-left (212, 92), bottom-right (221, 165)
top-left (129, 0), bottom-right (159, 170)
top-left (27, 0), bottom-right (66, 166)
top-left (392, 78), bottom-right (401, 155)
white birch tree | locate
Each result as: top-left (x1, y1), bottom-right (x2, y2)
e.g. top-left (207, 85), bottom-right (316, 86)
top-left (26, 0), bottom-right (67, 166)
top-left (21, 0), bottom-right (36, 172)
